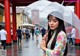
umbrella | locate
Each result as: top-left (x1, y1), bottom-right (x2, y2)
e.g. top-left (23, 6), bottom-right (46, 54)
top-left (24, 1), bottom-right (52, 14)
top-left (39, 2), bottom-right (73, 25)
top-left (24, 1), bottom-right (52, 27)
top-left (21, 23), bottom-right (35, 27)
top-left (24, 1), bottom-right (80, 32)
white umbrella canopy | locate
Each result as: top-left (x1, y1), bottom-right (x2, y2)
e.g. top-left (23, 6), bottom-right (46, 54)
top-left (39, 2), bottom-right (73, 25)
top-left (24, 1), bottom-right (80, 31)
top-left (24, 1), bottom-right (52, 13)
top-left (24, 1), bottom-right (52, 28)
top-left (21, 23), bottom-right (35, 27)
top-left (71, 12), bottom-right (80, 31)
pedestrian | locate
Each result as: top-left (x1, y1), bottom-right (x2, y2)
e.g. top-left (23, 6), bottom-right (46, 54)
top-left (35, 28), bottom-right (40, 42)
top-left (67, 32), bottom-right (72, 44)
top-left (16, 26), bottom-right (22, 44)
top-left (11, 28), bottom-right (13, 40)
top-left (41, 27), bottom-right (46, 37)
top-left (71, 26), bottom-right (76, 46)
top-left (31, 27), bottom-right (35, 40)
top-left (40, 11), bottom-right (68, 56)
top-left (25, 28), bottom-right (30, 41)
top-left (22, 27), bottom-right (26, 39)
top-left (0, 26), bottom-right (7, 50)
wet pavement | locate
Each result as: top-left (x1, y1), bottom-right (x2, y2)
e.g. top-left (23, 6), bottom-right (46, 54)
top-left (0, 34), bottom-right (80, 56)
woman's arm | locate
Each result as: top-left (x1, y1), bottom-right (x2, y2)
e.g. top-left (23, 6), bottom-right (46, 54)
top-left (40, 32), bottom-right (67, 56)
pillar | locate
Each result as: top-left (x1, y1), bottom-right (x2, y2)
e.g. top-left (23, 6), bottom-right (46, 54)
top-left (4, 0), bottom-right (11, 46)
top-left (12, 5), bottom-right (17, 42)
top-left (75, 0), bottom-right (80, 46)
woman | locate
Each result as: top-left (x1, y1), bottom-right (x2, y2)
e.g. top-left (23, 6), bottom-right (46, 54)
top-left (40, 11), bottom-right (67, 56)
top-left (35, 28), bottom-right (40, 41)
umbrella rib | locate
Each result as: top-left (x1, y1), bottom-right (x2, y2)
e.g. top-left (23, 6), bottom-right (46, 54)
top-left (61, 0), bottom-right (64, 5)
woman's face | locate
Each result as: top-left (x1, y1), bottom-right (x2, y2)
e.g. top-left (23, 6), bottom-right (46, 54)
top-left (48, 16), bottom-right (59, 30)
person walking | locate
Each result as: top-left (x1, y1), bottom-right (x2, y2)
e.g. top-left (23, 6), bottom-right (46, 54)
top-left (31, 27), bottom-right (35, 40)
top-left (16, 26), bottom-right (22, 45)
top-left (41, 27), bottom-right (46, 37)
top-left (0, 26), bottom-right (7, 50)
top-left (25, 28), bottom-right (30, 41)
top-left (35, 28), bottom-right (40, 42)
top-left (11, 28), bottom-right (13, 41)
top-left (22, 27), bottom-right (26, 39)
top-left (71, 26), bottom-right (76, 46)
top-left (40, 11), bottom-right (68, 56)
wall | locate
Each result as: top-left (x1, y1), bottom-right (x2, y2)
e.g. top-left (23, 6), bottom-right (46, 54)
top-left (3, 13), bottom-right (23, 29)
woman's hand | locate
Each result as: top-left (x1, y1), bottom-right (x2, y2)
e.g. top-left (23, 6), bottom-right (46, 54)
top-left (40, 40), bottom-right (47, 51)
top-left (42, 33), bottom-right (48, 41)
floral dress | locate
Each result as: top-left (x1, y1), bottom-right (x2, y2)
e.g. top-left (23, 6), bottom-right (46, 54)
top-left (46, 31), bottom-right (67, 56)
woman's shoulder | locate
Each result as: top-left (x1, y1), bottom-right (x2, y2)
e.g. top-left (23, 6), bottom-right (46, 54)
top-left (57, 31), bottom-right (67, 41)
top-left (58, 31), bottom-right (66, 36)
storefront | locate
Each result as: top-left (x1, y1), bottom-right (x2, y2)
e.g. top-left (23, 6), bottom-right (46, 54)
top-left (0, 3), bottom-right (4, 26)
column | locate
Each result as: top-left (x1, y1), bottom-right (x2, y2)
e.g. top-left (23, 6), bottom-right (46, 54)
top-left (12, 5), bottom-right (17, 42)
top-left (75, 0), bottom-right (80, 46)
top-left (4, 0), bottom-right (11, 46)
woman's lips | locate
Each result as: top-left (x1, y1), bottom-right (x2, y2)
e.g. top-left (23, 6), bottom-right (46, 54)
top-left (50, 26), bottom-right (54, 28)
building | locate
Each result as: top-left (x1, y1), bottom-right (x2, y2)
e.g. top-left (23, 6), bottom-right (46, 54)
top-left (1, 7), bottom-right (25, 29)
top-left (31, 9), bottom-right (40, 25)
top-left (0, 3), bottom-right (4, 26)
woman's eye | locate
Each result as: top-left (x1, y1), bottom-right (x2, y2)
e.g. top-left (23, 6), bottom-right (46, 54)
top-left (48, 20), bottom-right (51, 22)
top-left (53, 20), bottom-right (57, 22)
top-left (48, 20), bottom-right (57, 22)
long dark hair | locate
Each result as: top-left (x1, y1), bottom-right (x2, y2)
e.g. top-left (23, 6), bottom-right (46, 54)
top-left (46, 14), bottom-right (67, 55)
